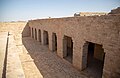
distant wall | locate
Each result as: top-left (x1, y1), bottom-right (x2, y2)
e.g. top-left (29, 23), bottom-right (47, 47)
top-left (0, 22), bottom-right (27, 35)
top-left (74, 12), bottom-right (107, 16)
top-left (0, 22), bottom-right (31, 38)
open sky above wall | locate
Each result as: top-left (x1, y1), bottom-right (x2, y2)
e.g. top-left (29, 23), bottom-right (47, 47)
top-left (0, 0), bottom-right (120, 22)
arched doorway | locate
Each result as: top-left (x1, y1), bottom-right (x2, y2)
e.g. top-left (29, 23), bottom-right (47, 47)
top-left (52, 33), bottom-right (57, 52)
top-left (32, 28), bottom-right (34, 38)
top-left (38, 29), bottom-right (41, 42)
top-left (63, 35), bottom-right (73, 63)
top-left (43, 30), bottom-right (49, 45)
top-left (35, 28), bottom-right (37, 40)
top-left (82, 42), bottom-right (105, 78)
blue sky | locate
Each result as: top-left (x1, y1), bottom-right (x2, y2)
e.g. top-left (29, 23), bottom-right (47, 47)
top-left (0, 0), bottom-right (120, 22)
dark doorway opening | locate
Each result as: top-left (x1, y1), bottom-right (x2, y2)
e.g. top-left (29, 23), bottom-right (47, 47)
top-left (83, 42), bottom-right (105, 78)
top-left (63, 35), bottom-right (73, 63)
top-left (43, 30), bottom-right (49, 45)
top-left (52, 33), bottom-right (57, 52)
top-left (38, 29), bottom-right (41, 42)
top-left (35, 28), bottom-right (37, 40)
top-left (32, 28), bottom-right (34, 38)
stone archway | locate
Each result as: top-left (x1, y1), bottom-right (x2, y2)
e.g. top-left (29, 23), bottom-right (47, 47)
top-left (82, 42), bottom-right (105, 78)
top-left (32, 28), bottom-right (34, 38)
top-left (63, 35), bottom-right (73, 63)
top-left (38, 29), bottom-right (41, 42)
top-left (35, 28), bottom-right (37, 40)
top-left (52, 33), bottom-right (57, 52)
top-left (43, 30), bottom-right (49, 45)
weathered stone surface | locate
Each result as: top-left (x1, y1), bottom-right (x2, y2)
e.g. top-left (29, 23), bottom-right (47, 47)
top-left (20, 37), bottom-right (87, 78)
top-left (29, 13), bottom-right (120, 78)
top-left (6, 34), bottom-right (25, 78)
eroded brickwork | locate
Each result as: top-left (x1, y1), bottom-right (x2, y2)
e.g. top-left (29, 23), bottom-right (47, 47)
top-left (28, 11), bottom-right (120, 78)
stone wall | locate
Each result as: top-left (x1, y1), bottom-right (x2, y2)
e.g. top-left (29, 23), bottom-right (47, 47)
top-left (29, 14), bottom-right (120, 78)
top-left (74, 12), bottom-right (107, 16)
top-left (22, 23), bottom-right (31, 37)
top-left (109, 7), bottom-right (120, 14)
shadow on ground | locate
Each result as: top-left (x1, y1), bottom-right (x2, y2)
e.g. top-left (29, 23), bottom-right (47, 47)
top-left (21, 37), bottom-right (87, 78)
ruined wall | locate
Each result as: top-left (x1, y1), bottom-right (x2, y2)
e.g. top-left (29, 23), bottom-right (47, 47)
top-left (74, 12), bottom-right (107, 16)
top-left (109, 7), bottom-right (120, 14)
top-left (29, 14), bottom-right (120, 78)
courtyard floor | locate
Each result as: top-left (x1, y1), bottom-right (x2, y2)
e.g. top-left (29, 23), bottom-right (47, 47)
top-left (17, 37), bottom-right (88, 78)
